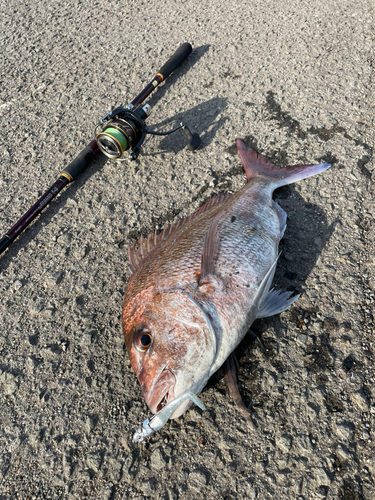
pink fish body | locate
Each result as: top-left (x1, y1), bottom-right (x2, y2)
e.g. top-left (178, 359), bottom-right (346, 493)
top-left (122, 139), bottom-right (330, 420)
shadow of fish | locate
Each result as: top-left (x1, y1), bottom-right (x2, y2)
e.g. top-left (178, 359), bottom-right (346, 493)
top-left (122, 139), bottom-right (330, 425)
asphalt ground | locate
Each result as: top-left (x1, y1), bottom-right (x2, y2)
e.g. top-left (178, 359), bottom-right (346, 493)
top-left (0, 0), bottom-right (374, 498)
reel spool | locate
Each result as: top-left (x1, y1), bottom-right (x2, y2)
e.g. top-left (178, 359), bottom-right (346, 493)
top-left (96, 104), bottom-right (151, 161)
top-left (97, 121), bottom-right (133, 159)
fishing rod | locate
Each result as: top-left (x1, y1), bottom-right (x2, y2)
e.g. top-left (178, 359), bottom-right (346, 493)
top-left (0, 43), bottom-right (200, 256)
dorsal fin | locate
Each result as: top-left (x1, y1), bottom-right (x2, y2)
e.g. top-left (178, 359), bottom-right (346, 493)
top-left (237, 139), bottom-right (330, 187)
top-left (127, 193), bottom-right (230, 274)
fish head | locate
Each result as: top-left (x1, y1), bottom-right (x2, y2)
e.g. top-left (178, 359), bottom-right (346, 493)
top-left (123, 286), bottom-right (216, 419)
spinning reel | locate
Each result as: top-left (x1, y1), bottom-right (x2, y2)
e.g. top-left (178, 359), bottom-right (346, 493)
top-left (96, 103), bottom-right (200, 161)
top-left (96, 42), bottom-right (200, 161)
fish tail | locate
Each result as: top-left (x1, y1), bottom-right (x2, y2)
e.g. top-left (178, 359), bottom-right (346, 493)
top-left (237, 139), bottom-right (330, 187)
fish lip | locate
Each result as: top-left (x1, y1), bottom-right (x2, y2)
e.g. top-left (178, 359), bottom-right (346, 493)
top-left (145, 368), bottom-right (176, 414)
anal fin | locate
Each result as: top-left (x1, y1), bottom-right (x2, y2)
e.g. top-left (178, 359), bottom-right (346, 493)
top-left (252, 255), bottom-right (279, 311)
top-left (257, 289), bottom-right (300, 319)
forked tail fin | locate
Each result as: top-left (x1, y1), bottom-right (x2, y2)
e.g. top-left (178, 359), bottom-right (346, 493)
top-left (237, 139), bottom-right (330, 188)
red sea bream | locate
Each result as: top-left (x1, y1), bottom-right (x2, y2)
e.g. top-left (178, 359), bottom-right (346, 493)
top-left (122, 139), bottom-right (330, 432)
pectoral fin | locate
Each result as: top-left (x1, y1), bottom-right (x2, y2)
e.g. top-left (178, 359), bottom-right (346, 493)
top-left (199, 215), bottom-right (221, 285)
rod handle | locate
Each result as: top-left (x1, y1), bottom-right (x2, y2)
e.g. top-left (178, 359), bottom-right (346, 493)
top-left (158, 43), bottom-right (192, 80)
top-left (61, 140), bottom-right (101, 181)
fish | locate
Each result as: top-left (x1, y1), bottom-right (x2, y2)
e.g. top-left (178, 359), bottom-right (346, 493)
top-left (122, 139), bottom-right (330, 429)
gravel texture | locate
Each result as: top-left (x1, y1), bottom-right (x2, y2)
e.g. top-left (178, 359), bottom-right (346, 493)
top-left (0, 0), bottom-right (374, 499)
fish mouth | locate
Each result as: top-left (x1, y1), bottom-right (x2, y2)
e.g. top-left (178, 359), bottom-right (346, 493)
top-left (144, 368), bottom-right (176, 414)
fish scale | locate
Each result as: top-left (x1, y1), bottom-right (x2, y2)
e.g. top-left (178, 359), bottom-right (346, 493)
top-left (122, 139), bottom-right (330, 427)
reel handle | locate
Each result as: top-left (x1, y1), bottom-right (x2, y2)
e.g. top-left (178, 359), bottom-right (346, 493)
top-left (158, 43), bottom-right (192, 80)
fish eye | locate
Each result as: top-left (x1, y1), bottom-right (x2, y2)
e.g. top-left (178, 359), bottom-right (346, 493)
top-left (134, 329), bottom-right (152, 353)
